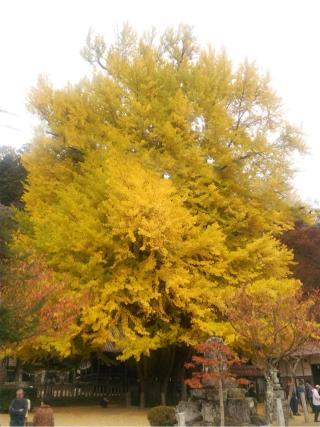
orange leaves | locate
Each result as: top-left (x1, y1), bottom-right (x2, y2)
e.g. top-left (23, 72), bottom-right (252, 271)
top-left (186, 377), bottom-right (203, 389)
top-left (1, 253), bottom-right (81, 354)
top-left (185, 339), bottom-right (247, 389)
top-left (225, 282), bottom-right (320, 366)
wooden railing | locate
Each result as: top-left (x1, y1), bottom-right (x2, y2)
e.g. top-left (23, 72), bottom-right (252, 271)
top-left (37, 382), bottom-right (128, 400)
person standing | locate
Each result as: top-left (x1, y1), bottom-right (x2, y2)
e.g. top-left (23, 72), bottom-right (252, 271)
top-left (33, 398), bottom-right (54, 427)
top-left (290, 388), bottom-right (300, 416)
top-left (312, 384), bottom-right (320, 422)
top-left (296, 379), bottom-right (306, 409)
top-left (245, 383), bottom-right (257, 399)
top-left (286, 379), bottom-right (300, 416)
top-left (9, 389), bottom-right (28, 427)
top-left (297, 379), bottom-right (305, 398)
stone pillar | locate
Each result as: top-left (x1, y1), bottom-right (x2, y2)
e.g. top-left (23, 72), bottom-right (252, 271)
top-left (276, 397), bottom-right (286, 427)
top-left (177, 412), bottom-right (186, 427)
top-left (272, 368), bottom-right (288, 426)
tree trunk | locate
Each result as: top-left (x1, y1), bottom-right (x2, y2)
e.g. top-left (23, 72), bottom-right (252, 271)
top-left (300, 391), bottom-right (309, 423)
top-left (218, 378), bottom-right (225, 427)
top-left (160, 346), bottom-right (176, 405)
top-left (137, 356), bottom-right (148, 408)
top-left (160, 391), bottom-right (166, 406)
top-left (140, 388), bottom-right (146, 408)
top-left (265, 373), bottom-right (274, 425)
top-left (286, 359), bottom-right (300, 416)
top-left (176, 346), bottom-right (192, 402)
top-left (286, 382), bottom-right (294, 412)
top-left (181, 368), bottom-right (187, 401)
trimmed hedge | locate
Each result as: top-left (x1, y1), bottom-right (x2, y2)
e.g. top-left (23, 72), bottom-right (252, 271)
top-left (147, 406), bottom-right (176, 426)
top-left (0, 385), bottom-right (37, 412)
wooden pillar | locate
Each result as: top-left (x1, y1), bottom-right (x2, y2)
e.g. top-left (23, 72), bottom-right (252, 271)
top-left (124, 361), bottom-right (131, 406)
top-left (97, 358), bottom-right (100, 384)
top-left (301, 359), bottom-right (306, 382)
top-left (126, 391), bottom-right (131, 407)
top-left (0, 367), bottom-right (6, 384)
top-left (309, 356), bottom-right (314, 383)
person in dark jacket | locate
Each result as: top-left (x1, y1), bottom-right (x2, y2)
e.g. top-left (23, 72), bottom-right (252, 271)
top-left (245, 383), bottom-right (257, 399)
top-left (290, 387), bottom-right (300, 416)
top-left (9, 389), bottom-right (28, 426)
top-left (33, 398), bottom-right (54, 427)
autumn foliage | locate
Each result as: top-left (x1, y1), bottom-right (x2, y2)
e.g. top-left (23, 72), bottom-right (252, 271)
top-left (0, 25), bottom-right (310, 364)
top-left (185, 339), bottom-right (247, 389)
top-left (0, 254), bottom-right (80, 358)
top-left (225, 281), bottom-right (320, 368)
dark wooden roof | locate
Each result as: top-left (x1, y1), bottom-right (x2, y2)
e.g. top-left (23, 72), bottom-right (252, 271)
top-left (231, 364), bottom-right (265, 377)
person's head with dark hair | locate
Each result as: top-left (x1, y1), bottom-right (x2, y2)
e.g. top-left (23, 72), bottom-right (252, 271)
top-left (41, 398), bottom-right (50, 406)
top-left (16, 389), bottom-right (24, 400)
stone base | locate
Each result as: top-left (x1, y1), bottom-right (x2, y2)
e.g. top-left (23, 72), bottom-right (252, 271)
top-left (177, 387), bottom-right (259, 426)
top-left (201, 401), bottom-right (218, 424)
top-left (227, 398), bottom-right (251, 424)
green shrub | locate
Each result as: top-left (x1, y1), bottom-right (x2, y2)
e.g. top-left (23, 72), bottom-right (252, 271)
top-left (0, 385), bottom-right (38, 412)
top-left (147, 405), bottom-right (176, 426)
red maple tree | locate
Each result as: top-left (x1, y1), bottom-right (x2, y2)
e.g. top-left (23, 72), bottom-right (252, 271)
top-left (185, 339), bottom-right (248, 427)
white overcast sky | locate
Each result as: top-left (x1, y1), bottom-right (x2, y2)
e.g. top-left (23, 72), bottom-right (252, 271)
top-left (1, 0), bottom-right (320, 204)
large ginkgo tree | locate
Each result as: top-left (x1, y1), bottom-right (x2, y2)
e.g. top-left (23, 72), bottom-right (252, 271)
top-left (2, 24), bottom-right (309, 404)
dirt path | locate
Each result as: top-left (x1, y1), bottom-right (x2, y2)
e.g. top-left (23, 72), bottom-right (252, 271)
top-left (0, 405), bottom-right (149, 426)
top-left (2, 404), bottom-right (316, 427)
top-left (289, 412), bottom-right (319, 426)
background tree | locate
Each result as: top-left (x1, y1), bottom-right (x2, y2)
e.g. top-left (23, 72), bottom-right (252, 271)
top-left (0, 146), bottom-right (26, 207)
top-left (225, 281), bottom-right (320, 422)
top-left (185, 338), bottom-right (247, 427)
top-left (0, 253), bottom-right (79, 359)
top-left (0, 204), bottom-right (15, 269)
top-left (282, 221), bottom-right (320, 292)
top-left (0, 145), bottom-right (27, 283)
top-left (0, 146), bottom-right (27, 350)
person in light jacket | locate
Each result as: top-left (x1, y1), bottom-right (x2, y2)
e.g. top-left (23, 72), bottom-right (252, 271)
top-left (312, 385), bottom-right (320, 422)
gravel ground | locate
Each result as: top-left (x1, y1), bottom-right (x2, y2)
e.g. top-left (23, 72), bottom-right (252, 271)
top-left (290, 411), bottom-right (320, 426)
top-left (2, 404), bottom-right (317, 427)
top-left (0, 405), bottom-right (149, 426)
